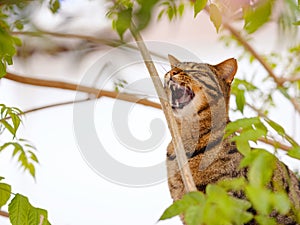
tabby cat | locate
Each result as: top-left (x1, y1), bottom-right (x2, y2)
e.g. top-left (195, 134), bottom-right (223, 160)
top-left (164, 55), bottom-right (300, 224)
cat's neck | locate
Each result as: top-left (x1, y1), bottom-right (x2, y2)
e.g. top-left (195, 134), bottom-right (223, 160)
top-left (176, 98), bottom-right (229, 158)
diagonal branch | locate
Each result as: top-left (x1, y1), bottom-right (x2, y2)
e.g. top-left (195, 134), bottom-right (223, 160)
top-left (11, 30), bottom-right (123, 48)
top-left (223, 23), bottom-right (300, 114)
top-left (130, 24), bottom-right (197, 193)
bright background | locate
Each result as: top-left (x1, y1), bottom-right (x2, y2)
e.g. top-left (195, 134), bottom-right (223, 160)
top-left (0, 1), bottom-right (299, 225)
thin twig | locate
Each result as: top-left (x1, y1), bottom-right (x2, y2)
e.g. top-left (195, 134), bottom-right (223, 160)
top-left (0, 210), bottom-right (9, 218)
top-left (246, 103), bottom-right (298, 151)
top-left (0, 98), bottom-right (90, 123)
top-left (223, 23), bottom-right (300, 114)
top-left (129, 24), bottom-right (197, 193)
top-left (11, 30), bottom-right (123, 48)
top-left (257, 137), bottom-right (291, 151)
top-left (11, 30), bottom-right (167, 60)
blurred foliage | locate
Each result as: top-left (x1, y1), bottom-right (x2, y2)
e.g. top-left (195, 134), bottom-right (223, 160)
top-left (0, 1), bottom-right (58, 224)
top-left (8, 193), bottom-right (51, 225)
top-left (160, 148), bottom-right (294, 225)
top-left (106, 0), bottom-right (300, 37)
top-left (0, 104), bottom-right (39, 178)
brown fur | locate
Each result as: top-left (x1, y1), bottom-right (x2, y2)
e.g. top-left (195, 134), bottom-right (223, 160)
top-left (165, 55), bottom-right (300, 224)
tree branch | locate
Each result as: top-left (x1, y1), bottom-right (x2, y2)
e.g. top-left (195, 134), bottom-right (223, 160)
top-left (11, 30), bottom-right (167, 60)
top-left (0, 210), bottom-right (9, 218)
top-left (3, 72), bottom-right (293, 154)
top-left (0, 98), bottom-right (90, 123)
top-left (246, 103), bottom-right (298, 151)
top-left (12, 30), bottom-right (123, 48)
top-left (4, 72), bottom-right (161, 110)
top-left (129, 24), bottom-right (197, 193)
top-left (223, 23), bottom-right (300, 114)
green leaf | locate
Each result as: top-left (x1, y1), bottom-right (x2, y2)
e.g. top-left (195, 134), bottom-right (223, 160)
top-left (8, 194), bottom-right (50, 225)
top-left (255, 215), bottom-right (276, 225)
top-left (0, 182), bottom-right (11, 207)
top-left (185, 205), bottom-right (203, 225)
top-left (264, 118), bottom-right (285, 136)
top-left (115, 8), bottom-right (132, 39)
top-left (272, 192), bottom-right (290, 214)
top-left (287, 145), bottom-right (300, 160)
top-left (160, 192), bottom-right (205, 220)
top-left (243, 0), bottom-right (274, 33)
top-left (293, 20), bottom-right (300, 25)
top-left (241, 149), bottom-right (276, 187)
top-left (217, 177), bottom-right (247, 191)
top-left (8, 194), bottom-right (31, 225)
top-left (236, 89), bottom-right (245, 113)
top-left (194, 0), bottom-right (207, 17)
top-left (225, 117), bottom-right (262, 138)
top-left (205, 184), bottom-right (252, 224)
top-left (178, 3), bottom-right (185, 17)
top-left (28, 207), bottom-right (49, 225)
top-left (49, 0), bottom-right (60, 14)
top-left (246, 186), bottom-right (272, 215)
top-left (209, 3), bottom-right (222, 32)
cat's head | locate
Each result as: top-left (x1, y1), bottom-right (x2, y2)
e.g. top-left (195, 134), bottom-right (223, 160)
top-left (164, 55), bottom-right (237, 118)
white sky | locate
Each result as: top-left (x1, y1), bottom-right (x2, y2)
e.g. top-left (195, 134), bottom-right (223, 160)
top-left (0, 1), bottom-right (299, 225)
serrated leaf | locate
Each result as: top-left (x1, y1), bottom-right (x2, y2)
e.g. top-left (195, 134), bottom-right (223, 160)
top-left (194, 0), bottom-right (207, 17)
top-left (0, 182), bottom-right (11, 207)
top-left (8, 194), bottom-right (31, 225)
top-left (28, 207), bottom-right (49, 225)
top-left (209, 3), bottom-right (222, 32)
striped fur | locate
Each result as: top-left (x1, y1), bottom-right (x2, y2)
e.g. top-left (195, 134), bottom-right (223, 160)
top-left (164, 55), bottom-right (300, 225)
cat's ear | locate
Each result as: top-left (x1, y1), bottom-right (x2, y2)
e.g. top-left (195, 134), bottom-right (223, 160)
top-left (213, 58), bottom-right (237, 84)
top-left (168, 54), bottom-right (181, 68)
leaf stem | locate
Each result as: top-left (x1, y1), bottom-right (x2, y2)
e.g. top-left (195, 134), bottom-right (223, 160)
top-left (129, 24), bottom-right (197, 192)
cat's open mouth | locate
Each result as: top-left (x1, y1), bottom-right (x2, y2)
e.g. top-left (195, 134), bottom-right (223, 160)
top-left (168, 80), bottom-right (195, 109)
